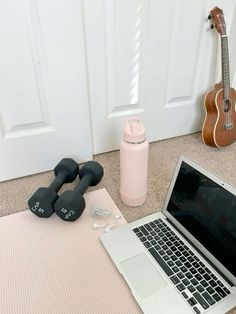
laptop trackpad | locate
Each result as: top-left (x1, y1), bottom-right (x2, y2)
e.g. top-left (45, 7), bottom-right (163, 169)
top-left (120, 253), bottom-right (167, 299)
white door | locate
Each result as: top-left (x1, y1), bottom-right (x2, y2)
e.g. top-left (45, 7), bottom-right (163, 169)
top-left (0, 0), bottom-right (92, 182)
top-left (84, 0), bottom-right (236, 154)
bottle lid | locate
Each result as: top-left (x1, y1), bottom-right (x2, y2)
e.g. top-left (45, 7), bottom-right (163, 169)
top-left (123, 118), bottom-right (146, 143)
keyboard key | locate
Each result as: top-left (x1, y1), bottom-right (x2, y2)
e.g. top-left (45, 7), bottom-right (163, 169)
top-left (206, 286), bottom-right (215, 295)
top-left (188, 256), bottom-right (195, 263)
top-left (140, 226), bottom-right (149, 236)
top-left (212, 293), bottom-right (221, 302)
top-left (180, 256), bottom-right (187, 263)
top-left (143, 242), bottom-right (152, 248)
top-left (193, 306), bottom-right (201, 314)
top-left (183, 251), bottom-right (190, 257)
top-left (136, 232), bottom-right (143, 237)
top-left (167, 260), bottom-right (175, 267)
top-left (192, 262), bottom-right (200, 268)
top-left (215, 286), bottom-right (227, 298)
top-left (171, 255), bottom-right (178, 261)
top-left (139, 237), bottom-right (146, 242)
top-left (200, 279), bottom-right (208, 288)
top-left (199, 261), bottom-right (205, 268)
top-left (204, 267), bottom-right (211, 274)
top-left (175, 251), bottom-right (182, 257)
top-left (189, 267), bottom-right (197, 275)
top-left (147, 235), bottom-right (153, 241)
top-left (190, 278), bottom-right (198, 286)
top-left (170, 246), bottom-right (177, 252)
top-left (172, 266), bottom-right (179, 273)
top-left (188, 285), bottom-right (196, 293)
top-left (217, 280), bottom-right (224, 287)
top-left (177, 272), bottom-right (185, 280)
top-left (151, 240), bottom-right (157, 246)
top-left (187, 297), bottom-right (197, 306)
top-left (150, 222), bottom-right (156, 229)
top-left (198, 268), bottom-right (205, 275)
top-left (202, 291), bottom-right (215, 306)
top-left (166, 249), bottom-right (173, 256)
top-left (209, 279), bottom-right (217, 288)
top-left (182, 278), bottom-right (190, 286)
top-left (154, 244), bottom-right (161, 251)
top-left (176, 260), bottom-right (182, 267)
top-left (203, 273), bottom-right (211, 281)
top-left (133, 228), bottom-right (140, 233)
top-left (223, 287), bottom-right (230, 295)
top-left (170, 275), bottom-right (180, 285)
top-left (159, 250), bottom-right (165, 256)
top-left (176, 283), bottom-right (186, 292)
top-left (163, 255), bottom-right (170, 261)
top-left (182, 291), bottom-right (188, 299)
top-left (180, 266), bottom-right (188, 273)
top-left (162, 245), bottom-right (168, 250)
top-left (196, 284), bottom-right (204, 293)
top-left (144, 223), bottom-right (152, 231)
top-left (173, 241), bottom-right (180, 246)
top-left (150, 231), bottom-right (156, 236)
top-left (186, 272), bottom-right (193, 279)
top-left (148, 248), bottom-right (173, 276)
top-left (195, 274), bottom-right (203, 281)
top-left (193, 292), bottom-right (210, 310)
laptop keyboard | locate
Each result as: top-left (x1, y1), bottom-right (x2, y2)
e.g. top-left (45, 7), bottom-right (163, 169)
top-left (133, 218), bottom-right (231, 314)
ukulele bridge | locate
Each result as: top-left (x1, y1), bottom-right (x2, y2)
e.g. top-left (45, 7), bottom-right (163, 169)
top-left (223, 123), bottom-right (233, 130)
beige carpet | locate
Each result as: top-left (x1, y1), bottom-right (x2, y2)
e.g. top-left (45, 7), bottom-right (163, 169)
top-left (0, 132), bottom-right (236, 314)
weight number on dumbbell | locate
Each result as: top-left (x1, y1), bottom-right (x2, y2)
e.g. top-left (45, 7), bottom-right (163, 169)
top-left (61, 208), bottom-right (75, 220)
top-left (31, 201), bottom-right (44, 214)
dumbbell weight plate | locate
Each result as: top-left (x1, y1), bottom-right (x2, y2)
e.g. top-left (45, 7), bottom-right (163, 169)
top-left (54, 191), bottom-right (85, 221)
top-left (28, 187), bottom-right (58, 218)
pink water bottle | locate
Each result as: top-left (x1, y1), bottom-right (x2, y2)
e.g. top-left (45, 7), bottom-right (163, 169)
top-left (120, 118), bottom-right (149, 206)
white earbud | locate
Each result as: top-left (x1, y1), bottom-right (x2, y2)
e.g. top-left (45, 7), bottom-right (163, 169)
top-left (92, 223), bottom-right (107, 229)
top-left (105, 224), bottom-right (114, 232)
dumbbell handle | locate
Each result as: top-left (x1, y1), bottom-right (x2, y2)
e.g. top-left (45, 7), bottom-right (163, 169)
top-left (75, 173), bottom-right (93, 195)
top-left (49, 171), bottom-right (68, 192)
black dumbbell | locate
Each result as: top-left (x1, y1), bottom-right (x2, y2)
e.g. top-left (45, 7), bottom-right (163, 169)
top-left (28, 158), bottom-right (79, 218)
top-left (54, 160), bottom-right (104, 221)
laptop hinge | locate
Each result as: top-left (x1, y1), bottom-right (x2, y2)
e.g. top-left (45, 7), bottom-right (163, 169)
top-left (166, 218), bottom-right (234, 287)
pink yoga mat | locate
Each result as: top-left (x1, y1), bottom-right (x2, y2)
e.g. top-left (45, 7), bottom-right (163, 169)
top-left (0, 188), bottom-right (141, 314)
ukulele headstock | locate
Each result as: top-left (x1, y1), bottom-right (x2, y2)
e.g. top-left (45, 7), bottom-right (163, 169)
top-left (209, 7), bottom-right (226, 36)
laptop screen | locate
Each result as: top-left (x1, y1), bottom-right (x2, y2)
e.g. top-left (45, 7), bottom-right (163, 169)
top-left (166, 161), bottom-right (236, 278)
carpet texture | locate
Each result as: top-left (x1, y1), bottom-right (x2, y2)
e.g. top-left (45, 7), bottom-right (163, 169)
top-left (0, 132), bottom-right (236, 314)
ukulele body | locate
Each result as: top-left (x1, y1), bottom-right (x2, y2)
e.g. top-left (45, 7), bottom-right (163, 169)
top-left (202, 82), bottom-right (236, 147)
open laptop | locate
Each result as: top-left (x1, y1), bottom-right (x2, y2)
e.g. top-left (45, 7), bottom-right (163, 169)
top-left (101, 155), bottom-right (236, 314)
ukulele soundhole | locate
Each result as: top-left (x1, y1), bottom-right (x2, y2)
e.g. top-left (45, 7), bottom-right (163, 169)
top-left (223, 99), bottom-right (231, 112)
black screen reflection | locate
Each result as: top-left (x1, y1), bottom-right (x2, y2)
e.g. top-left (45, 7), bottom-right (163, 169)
top-left (167, 162), bottom-right (236, 277)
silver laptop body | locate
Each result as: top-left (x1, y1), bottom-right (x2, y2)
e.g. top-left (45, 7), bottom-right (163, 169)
top-left (101, 155), bottom-right (236, 314)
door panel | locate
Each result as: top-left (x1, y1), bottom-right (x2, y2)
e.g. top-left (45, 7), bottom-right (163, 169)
top-left (84, 0), bottom-right (236, 153)
top-left (0, 0), bottom-right (92, 181)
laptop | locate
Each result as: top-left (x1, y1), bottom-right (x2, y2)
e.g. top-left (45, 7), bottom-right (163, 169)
top-left (100, 155), bottom-right (236, 314)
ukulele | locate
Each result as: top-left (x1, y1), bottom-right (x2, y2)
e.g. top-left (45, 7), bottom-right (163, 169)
top-left (202, 7), bottom-right (236, 147)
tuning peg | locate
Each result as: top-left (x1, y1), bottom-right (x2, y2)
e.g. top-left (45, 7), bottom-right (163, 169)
top-left (208, 15), bottom-right (212, 20)
top-left (210, 24), bottom-right (214, 29)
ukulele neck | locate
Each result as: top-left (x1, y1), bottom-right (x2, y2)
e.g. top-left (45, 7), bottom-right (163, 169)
top-left (221, 35), bottom-right (230, 99)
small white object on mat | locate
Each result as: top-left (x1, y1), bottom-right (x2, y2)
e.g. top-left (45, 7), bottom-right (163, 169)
top-left (0, 188), bottom-right (141, 314)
